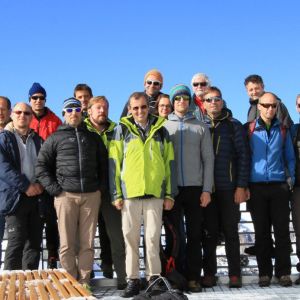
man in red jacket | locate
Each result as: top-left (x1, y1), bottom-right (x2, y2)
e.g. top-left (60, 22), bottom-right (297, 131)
top-left (29, 82), bottom-right (62, 268)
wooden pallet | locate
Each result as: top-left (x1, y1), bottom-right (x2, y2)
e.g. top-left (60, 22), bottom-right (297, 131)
top-left (0, 269), bottom-right (96, 299)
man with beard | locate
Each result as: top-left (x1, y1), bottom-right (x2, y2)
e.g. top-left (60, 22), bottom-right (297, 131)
top-left (84, 96), bottom-right (127, 289)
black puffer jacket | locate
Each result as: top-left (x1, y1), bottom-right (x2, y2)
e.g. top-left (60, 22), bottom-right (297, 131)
top-left (203, 109), bottom-right (249, 190)
top-left (35, 123), bottom-right (108, 196)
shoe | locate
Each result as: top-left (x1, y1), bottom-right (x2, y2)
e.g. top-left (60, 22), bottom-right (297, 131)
top-left (278, 275), bottom-right (292, 287)
top-left (258, 275), bottom-right (271, 287)
top-left (229, 276), bottom-right (242, 288)
top-left (296, 262), bottom-right (300, 272)
top-left (188, 280), bottom-right (202, 293)
top-left (101, 263), bottom-right (113, 279)
top-left (121, 279), bottom-right (140, 298)
top-left (294, 275), bottom-right (300, 285)
top-left (244, 246), bottom-right (256, 256)
top-left (47, 257), bottom-right (57, 269)
top-left (201, 275), bottom-right (217, 287)
top-left (117, 282), bottom-right (127, 290)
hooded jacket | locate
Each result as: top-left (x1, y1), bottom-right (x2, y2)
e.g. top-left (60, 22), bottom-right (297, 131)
top-left (203, 109), bottom-right (249, 190)
top-left (35, 122), bottom-right (108, 196)
top-left (109, 114), bottom-right (176, 201)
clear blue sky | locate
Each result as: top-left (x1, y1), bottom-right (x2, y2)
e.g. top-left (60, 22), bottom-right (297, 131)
top-left (1, 0), bottom-right (300, 123)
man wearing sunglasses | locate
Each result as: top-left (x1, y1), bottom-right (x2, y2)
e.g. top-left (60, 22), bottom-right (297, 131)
top-left (164, 84), bottom-right (214, 293)
top-left (36, 98), bottom-right (108, 286)
top-left (120, 69), bottom-right (163, 117)
top-left (244, 74), bottom-right (293, 128)
top-left (246, 92), bottom-right (295, 287)
top-left (201, 87), bottom-right (249, 288)
top-left (28, 82), bottom-right (62, 269)
top-left (109, 92), bottom-right (176, 297)
top-left (0, 102), bottom-right (45, 270)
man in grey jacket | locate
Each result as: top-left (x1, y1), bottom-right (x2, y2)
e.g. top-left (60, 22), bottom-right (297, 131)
top-left (164, 84), bottom-right (214, 293)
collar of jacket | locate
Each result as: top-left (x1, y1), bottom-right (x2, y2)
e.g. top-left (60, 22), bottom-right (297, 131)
top-left (84, 117), bottom-right (116, 135)
top-left (205, 108), bottom-right (231, 123)
top-left (58, 122), bottom-right (86, 131)
top-left (168, 111), bottom-right (195, 122)
top-left (256, 117), bottom-right (279, 130)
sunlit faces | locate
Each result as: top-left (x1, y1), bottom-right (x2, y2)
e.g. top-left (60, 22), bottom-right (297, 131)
top-left (192, 75), bottom-right (209, 97)
top-left (245, 82), bottom-right (264, 101)
top-left (203, 91), bottom-right (224, 116)
top-left (258, 93), bottom-right (277, 122)
top-left (173, 94), bottom-right (190, 116)
top-left (157, 97), bottom-right (172, 118)
top-left (88, 100), bottom-right (109, 125)
top-left (129, 96), bottom-right (149, 126)
top-left (64, 106), bottom-right (82, 127)
top-left (144, 75), bottom-right (162, 97)
top-left (75, 90), bottom-right (92, 111)
top-left (11, 103), bottom-right (33, 129)
top-left (0, 98), bottom-right (11, 127)
top-left (30, 93), bottom-right (46, 113)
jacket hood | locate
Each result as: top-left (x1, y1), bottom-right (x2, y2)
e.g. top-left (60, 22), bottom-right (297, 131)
top-left (168, 111), bottom-right (196, 122)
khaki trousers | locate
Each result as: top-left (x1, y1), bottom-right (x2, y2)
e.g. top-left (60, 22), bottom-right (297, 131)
top-left (54, 190), bottom-right (101, 283)
top-left (122, 198), bottom-right (163, 280)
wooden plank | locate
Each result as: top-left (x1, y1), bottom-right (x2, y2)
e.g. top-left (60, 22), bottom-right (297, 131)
top-left (48, 271), bottom-right (70, 298)
top-left (45, 281), bottom-right (60, 300)
top-left (37, 281), bottom-right (49, 300)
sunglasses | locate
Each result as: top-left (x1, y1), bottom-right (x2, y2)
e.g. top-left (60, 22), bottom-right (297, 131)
top-left (132, 105), bottom-right (148, 111)
top-left (174, 95), bottom-right (190, 102)
top-left (146, 80), bottom-right (161, 86)
top-left (259, 103), bottom-right (277, 109)
top-left (13, 110), bottom-right (32, 116)
top-left (63, 107), bottom-right (82, 113)
top-left (204, 96), bottom-right (222, 103)
top-left (192, 82), bottom-right (208, 87)
top-left (31, 96), bottom-right (45, 101)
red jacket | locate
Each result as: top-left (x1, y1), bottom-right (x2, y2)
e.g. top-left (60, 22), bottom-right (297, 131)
top-left (30, 108), bottom-right (62, 140)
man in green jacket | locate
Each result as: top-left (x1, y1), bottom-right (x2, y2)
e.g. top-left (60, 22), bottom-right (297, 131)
top-left (109, 92), bottom-right (176, 298)
top-left (85, 96), bottom-right (127, 290)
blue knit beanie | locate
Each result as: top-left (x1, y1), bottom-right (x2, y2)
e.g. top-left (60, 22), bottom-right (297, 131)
top-left (29, 82), bottom-right (47, 98)
top-left (170, 84), bottom-right (191, 104)
top-left (63, 97), bottom-right (81, 110)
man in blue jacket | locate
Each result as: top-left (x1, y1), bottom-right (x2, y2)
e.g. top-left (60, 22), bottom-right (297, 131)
top-left (0, 102), bottom-right (44, 270)
top-left (246, 92), bottom-right (295, 287)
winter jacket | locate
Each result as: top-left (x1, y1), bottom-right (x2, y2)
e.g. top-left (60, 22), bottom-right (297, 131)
top-left (0, 130), bottom-right (43, 215)
top-left (247, 98), bottom-right (293, 128)
top-left (109, 114), bottom-right (176, 201)
top-left (246, 117), bottom-right (295, 183)
top-left (35, 122), bottom-right (108, 196)
top-left (203, 110), bottom-right (249, 190)
top-left (164, 111), bottom-right (214, 192)
top-left (291, 123), bottom-right (300, 186)
top-left (84, 118), bottom-right (116, 148)
top-left (30, 108), bottom-right (62, 140)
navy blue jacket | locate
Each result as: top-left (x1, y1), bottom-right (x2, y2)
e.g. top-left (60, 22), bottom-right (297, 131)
top-left (203, 110), bottom-right (249, 190)
top-left (0, 130), bottom-right (42, 215)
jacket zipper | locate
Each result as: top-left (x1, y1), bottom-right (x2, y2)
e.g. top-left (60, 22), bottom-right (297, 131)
top-left (75, 128), bottom-right (84, 192)
top-left (180, 120), bottom-right (185, 186)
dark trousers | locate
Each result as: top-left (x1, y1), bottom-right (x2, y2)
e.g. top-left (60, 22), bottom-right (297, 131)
top-left (291, 186), bottom-right (300, 259)
top-left (4, 195), bottom-right (43, 270)
top-left (165, 186), bottom-right (204, 281)
top-left (249, 183), bottom-right (291, 277)
top-left (203, 189), bottom-right (241, 277)
top-left (99, 212), bottom-right (113, 266)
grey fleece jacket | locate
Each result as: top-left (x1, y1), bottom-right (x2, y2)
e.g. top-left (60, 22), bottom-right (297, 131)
top-left (164, 111), bottom-right (214, 193)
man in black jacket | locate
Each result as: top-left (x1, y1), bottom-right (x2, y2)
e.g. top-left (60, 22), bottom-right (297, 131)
top-left (202, 87), bottom-right (249, 288)
top-left (36, 98), bottom-right (108, 285)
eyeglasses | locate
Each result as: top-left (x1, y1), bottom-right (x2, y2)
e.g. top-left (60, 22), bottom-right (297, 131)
top-left (204, 96), bottom-right (222, 103)
top-left (259, 103), bottom-right (277, 109)
top-left (192, 82), bottom-right (208, 87)
top-left (13, 110), bottom-right (32, 116)
top-left (132, 105), bottom-right (148, 111)
top-left (159, 104), bottom-right (172, 109)
top-left (146, 80), bottom-right (161, 86)
top-left (174, 95), bottom-right (190, 102)
top-left (31, 96), bottom-right (45, 101)
top-left (63, 107), bottom-right (82, 113)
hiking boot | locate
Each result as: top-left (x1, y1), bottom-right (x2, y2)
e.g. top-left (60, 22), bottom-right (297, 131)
top-left (188, 280), bottom-right (202, 293)
top-left (258, 275), bottom-right (271, 287)
top-left (47, 257), bottom-right (57, 269)
top-left (244, 246), bottom-right (256, 256)
top-left (229, 276), bottom-right (242, 288)
top-left (121, 279), bottom-right (140, 298)
top-left (201, 275), bottom-right (217, 287)
top-left (294, 275), bottom-right (300, 285)
top-left (148, 275), bottom-right (161, 290)
top-left (278, 275), bottom-right (292, 287)
top-left (117, 282), bottom-right (127, 290)
top-left (101, 263), bottom-right (113, 279)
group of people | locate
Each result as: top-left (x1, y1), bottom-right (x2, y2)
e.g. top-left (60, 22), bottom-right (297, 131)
top-left (0, 69), bottom-right (299, 297)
